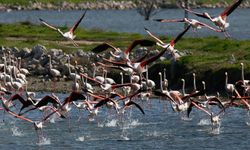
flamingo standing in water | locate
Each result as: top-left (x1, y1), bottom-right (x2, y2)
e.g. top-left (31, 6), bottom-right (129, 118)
top-left (39, 10), bottom-right (87, 46)
top-left (181, 0), bottom-right (243, 37)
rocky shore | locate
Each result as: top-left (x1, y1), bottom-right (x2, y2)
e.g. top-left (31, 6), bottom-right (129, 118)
top-left (0, 1), bottom-right (250, 11)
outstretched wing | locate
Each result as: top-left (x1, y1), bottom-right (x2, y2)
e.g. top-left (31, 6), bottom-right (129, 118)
top-left (70, 10), bottom-right (87, 33)
top-left (126, 101), bottom-right (145, 114)
top-left (183, 8), bottom-right (210, 19)
top-left (144, 27), bottom-right (165, 45)
top-left (170, 25), bottom-right (191, 46)
top-left (124, 39), bottom-right (156, 54)
top-left (154, 18), bottom-right (185, 23)
top-left (220, 0), bottom-right (243, 18)
top-left (92, 43), bottom-right (119, 53)
top-left (39, 18), bottom-right (59, 31)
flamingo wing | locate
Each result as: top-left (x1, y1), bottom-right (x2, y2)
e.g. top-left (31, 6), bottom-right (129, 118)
top-left (35, 95), bottom-right (60, 108)
top-left (170, 24), bottom-right (191, 46)
top-left (140, 48), bottom-right (167, 67)
top-left (9, 93), bottom-right (26, 105)
top-left (220, 0), bottom-right (243, 18)
top-left (39, 18), bottom-right (59, 31)
top-left (144, 27), bottom-right (165, 45)
top-left (94, 98), bottom-right (110, 108)
top-left (154, 18), bottom-right (185, 23)
top-left (69, 92), bottom-right (86, 102)
top-left (70, 10), bottom-right (87, 33)
top-left (124, 39), bottom-right (156, 54)
top-left (183, 8), bottom-right (211, 19)
top-left (92, 43), bottom-right (119, 53)
top-left (196, 21), bottom-right (222, 32)
top-left (126, 101), bottom-right (145, 114)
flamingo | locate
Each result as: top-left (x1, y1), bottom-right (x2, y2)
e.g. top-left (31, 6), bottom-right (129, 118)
top-left (48, 55), bottom-right (61, 80)
top-left (92, 39), bottom-right (155, 62)
top-left (181, 0), bottom-right (243, 37)
top-left (39, 10), bottom-right (87, 47)
top-left (144, 25), bottom-right (191, 60)
top-left (103, 46), bottom-right (169, 75)
top-left (0, 97), bottom-right (44, 141)
top-left (17, 57), bottom-right (30, 75)
top-left (155, 18), bottom-right (222, 32)
top-left (187, 100), bottom-right (221, 125)
top-left (181, 78), bottom-right (189, 97)
top-left (225, 72), bottom-right (239, 97)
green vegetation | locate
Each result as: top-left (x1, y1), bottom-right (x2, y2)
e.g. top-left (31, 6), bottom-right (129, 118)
top-left (0, 22), bottom-right (250, 92)
top-left (0, 22), bottom-right (142, 53)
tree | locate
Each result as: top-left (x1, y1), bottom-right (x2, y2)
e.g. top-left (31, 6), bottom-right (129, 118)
top-left (135, 0), bottom-right (161, 20)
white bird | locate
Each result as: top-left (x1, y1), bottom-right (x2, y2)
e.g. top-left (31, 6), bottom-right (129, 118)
top-left (48, 55), bottom-right (61, 80)
top-left (182, 0), bottom-right (243, 37)
top-left (39, 10), bottom-right (87, 47)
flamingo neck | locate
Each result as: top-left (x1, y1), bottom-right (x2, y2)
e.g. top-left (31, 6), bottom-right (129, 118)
top-left (225, 74), bottom-right (228, 86)
top-left (182, 80), bottom-right (186, 95)
top-left (242, 65), bottom-right (245, 85)
top-left (159, 73), bottom-right (163, 92)
top-left (121, 73), bottom-right (123, 84)
top-left (193, 74), bottom-right (197, 91)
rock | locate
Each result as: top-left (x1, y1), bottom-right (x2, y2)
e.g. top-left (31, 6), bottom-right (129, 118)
top-left (30, 44), bottom-right (46, 59)
top-left (15, 47), bottom-right (31, 58)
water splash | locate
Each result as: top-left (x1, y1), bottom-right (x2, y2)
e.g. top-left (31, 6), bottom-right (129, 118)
top-left (11, 125), bottom-right (24, 137)
top-left (105, 119), bottom-right (118, 127)
top-left (147, 131), bottom-right (161, 137)
top-left (122, 119), bottom-right (141, 129)
top-left (37, 137), bottom-right (51, 146)
top-left (181, 116), bottom-right (192, 121)
top-left (76, 136), bottom-right (85, 142)
top-left (198, 119), bottom-right (211, 126)
top-left (210, 126), bottom-right (221, 135)
top-left (120, 134), bottom-right (130, 141)
top-left (97, 122), bottom-right (104, 128)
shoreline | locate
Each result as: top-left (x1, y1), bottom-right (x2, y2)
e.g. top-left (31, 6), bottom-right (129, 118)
top-left (0, 1), bottom-right (250, 11)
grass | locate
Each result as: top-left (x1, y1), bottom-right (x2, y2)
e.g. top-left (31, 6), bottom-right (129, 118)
top-left (1, 22), bottom-right (250, 92)
top-left (0, 22), bottom-right (142, 53)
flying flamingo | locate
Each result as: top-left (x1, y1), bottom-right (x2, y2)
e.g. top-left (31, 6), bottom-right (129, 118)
top-left (181, 0), bottom-right (243, 37)
top-left (155, 18), bottom-right (222, 32)
top-left (144, 25), bottom-right (191, 60)
top-left (39, 10), bottom-right (87, 46)
top-left (92, 39), bottom-right (155, 62)
top-left (0, 97), bottom-right (44, 142)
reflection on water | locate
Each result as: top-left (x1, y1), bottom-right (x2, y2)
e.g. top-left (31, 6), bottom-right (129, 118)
top-left (0, 9), bottom-right (249, 39)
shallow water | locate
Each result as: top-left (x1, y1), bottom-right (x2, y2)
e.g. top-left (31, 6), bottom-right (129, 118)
top-left (1, 93), bottom-right (250, 149)
top-left (0, 8), bottom-right (249, 39)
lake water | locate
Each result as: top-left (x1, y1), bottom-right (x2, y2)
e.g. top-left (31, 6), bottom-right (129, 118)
top-left (1, 93), bottom-right (250, 149)
top-left (0, 9), bottom-right (249, 39)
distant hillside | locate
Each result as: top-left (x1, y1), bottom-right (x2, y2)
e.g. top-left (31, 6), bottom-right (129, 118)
top-left (0, 0), bottom-right (249, 11)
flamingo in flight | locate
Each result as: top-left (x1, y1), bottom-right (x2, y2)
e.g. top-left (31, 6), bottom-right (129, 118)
top-left (92, 39), bottom-right (155, 62)
top-left (144, 25), bottom-right (191, 60)
top-left (103, 46), bottom-right (168, 74)
top-left (154, 18), bottom-right (222, 32)
top-left (39, 10), bottom-right (87, 47)
top-left (180, 0), bottom-right (243, 37)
